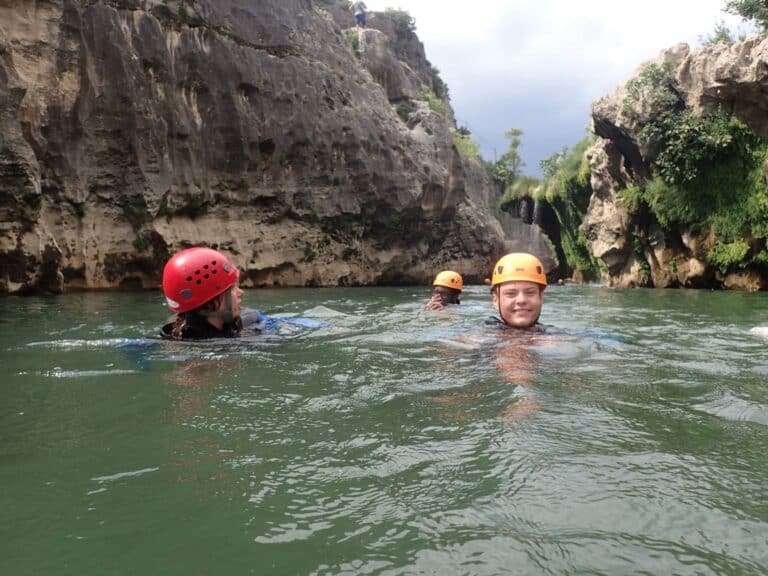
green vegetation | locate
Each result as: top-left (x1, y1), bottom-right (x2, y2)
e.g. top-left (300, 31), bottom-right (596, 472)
top-left (725, 0), bottom-right (768, 30)
top-left (419, 83), bottom-right (445, 115)
top-left (621, 61), bottom-right (768, 274)
top-left (385, 8), bottom-right (416, 33)
top-left (702, 20), bottom-right (736, 44)
top-left (708, 239), bottom-right (751, 273)
top-left (344, 28), bottom-right (360, 53)
top-left (430, 65), bottom-right (447, 99)
top-left (495, 136), bottom-right (601, 281)
top-left (450, 127), bottom-right (481, 161)
top-left (537, 137), bottom-right (595, 200)
top-left (493, 128), bottom-right (525, 188)
top-left (632, 235), bottom-right (651, 283)
top-left (539, 137), bottom-right (601, 281)
top-left (395, 103), bottom-right (410, 123)
top-left (497, 175), bottom-right (540, 202)
top-left (619, 176), bottom-right (697, 229)
top-left (133, 234), bottom-right (151, 253)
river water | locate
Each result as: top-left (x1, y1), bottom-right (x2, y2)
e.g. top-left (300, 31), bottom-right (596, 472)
top-left (1, 285), bottom-right (767, 575)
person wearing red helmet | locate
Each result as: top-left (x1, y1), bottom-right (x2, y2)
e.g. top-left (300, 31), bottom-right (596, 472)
top-left (160, 246), bottom-right (252, 340)
top-left (424, 270), bottom-right (463, 310)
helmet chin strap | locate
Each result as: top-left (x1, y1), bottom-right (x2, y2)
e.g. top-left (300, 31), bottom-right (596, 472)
top-left (497, 290), bottom-right (507, 326)
top-left (199, 289), bottom-right (235, 324)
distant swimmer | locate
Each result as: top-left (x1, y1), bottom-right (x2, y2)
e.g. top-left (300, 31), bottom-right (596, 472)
top-left (486, 252), bottom-right (548, 331)
top-left (424, 270), bottom-right (463, 310)
top-left (161, 246), bottom-right (275, 340)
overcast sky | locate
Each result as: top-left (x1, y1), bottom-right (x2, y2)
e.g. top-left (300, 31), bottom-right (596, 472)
top-left (365, 0), bottom-right (756, 175)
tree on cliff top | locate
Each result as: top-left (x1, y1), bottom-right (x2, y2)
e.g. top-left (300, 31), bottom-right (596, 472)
top-left (724, 0), bottom-right (768, 30)
top-left (493, 128), bottom-right (525, 189)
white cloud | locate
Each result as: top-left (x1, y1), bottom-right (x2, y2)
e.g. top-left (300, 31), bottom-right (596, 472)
top-left (366, 0), bottom-right (758, 173)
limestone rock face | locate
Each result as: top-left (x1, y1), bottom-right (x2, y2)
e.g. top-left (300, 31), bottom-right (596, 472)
top-left (587, 36), bottom-right (768, 289)
top-left (358, 28), bottom-right (420, 102)
top-left (580, 139), bottom-right (640, 285)
top-left (0, 0), bottom-right (506, 294)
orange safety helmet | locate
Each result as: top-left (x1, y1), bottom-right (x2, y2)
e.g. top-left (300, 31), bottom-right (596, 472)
top-left (491, 253), bottom-right (547, 288)
top-left (162, 247), bottom-right (239, 313)
top-left (433, 270), bottom-right (463, 291)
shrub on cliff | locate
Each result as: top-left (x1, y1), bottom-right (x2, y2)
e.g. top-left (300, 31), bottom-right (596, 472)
top-left (702, 20), bottom-right (736, 44)
top-left (344, 29), bottom-right (360, 53)
top-left (419, 84), bottom-right (445, 115)
top-left (537, 137), bottom-right (601, 281)
top-left (625, 64), bottom-right (737, 185)
top-left (384, 8), bottom-right (416, 35)
top-left (725, 0), bottom-right (768, 30)
top-left (621, 61), bottom-right (768, 273)
top-left (450, 128), bottom-right (481, 161)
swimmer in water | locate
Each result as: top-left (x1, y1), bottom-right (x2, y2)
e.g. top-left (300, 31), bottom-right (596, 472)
top-left (487, 252), bottom-right (548, 331)
top-left (160, 246), bottom-right (264, 340)
top-left (424, 270), bottom-right (463, 310)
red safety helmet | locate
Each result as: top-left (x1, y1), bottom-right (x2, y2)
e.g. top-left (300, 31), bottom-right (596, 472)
top-left (162, 247), bottom-right (239, 313)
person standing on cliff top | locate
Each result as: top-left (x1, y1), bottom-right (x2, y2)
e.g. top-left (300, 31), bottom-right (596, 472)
top-left (424, 271), bottom-right (463, 310)
top-left (350, 1), bottom-right (367, 28)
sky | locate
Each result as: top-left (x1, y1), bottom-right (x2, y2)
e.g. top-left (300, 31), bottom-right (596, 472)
top-left (364, 0), bottom-right (757, 175)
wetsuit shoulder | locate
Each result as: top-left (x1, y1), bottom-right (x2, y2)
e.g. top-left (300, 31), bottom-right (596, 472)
top-left (160, 314), bottom-right (241, 340)
top-left (484, 317), bottom-right (549, 333)
top-left (240, 308), bottom-right (278, 332)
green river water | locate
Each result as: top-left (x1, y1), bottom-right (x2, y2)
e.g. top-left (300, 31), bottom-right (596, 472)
top-left (1, 285), bottom-right (767, 575)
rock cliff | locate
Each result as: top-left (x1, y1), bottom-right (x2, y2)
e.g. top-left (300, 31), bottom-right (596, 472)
top-left (585, 36), bottom-right (768, 289)
top-left (0, 0), bottom-right (508, 294)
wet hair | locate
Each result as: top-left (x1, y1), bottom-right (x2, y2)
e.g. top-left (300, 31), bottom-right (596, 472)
top-left (166, 292), bottom-right (228, 340)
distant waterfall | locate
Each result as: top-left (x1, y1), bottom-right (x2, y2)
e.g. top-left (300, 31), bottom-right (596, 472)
top-left (532, 200), bottom-right (543, 225)
top-left (520, 198), bottom-right (532, 224)
top-left (494, 203), bottom-right (558, 273)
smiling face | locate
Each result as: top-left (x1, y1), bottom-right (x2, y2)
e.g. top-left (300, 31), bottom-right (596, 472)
top-left (491, 281), bottom-right (544, 328)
